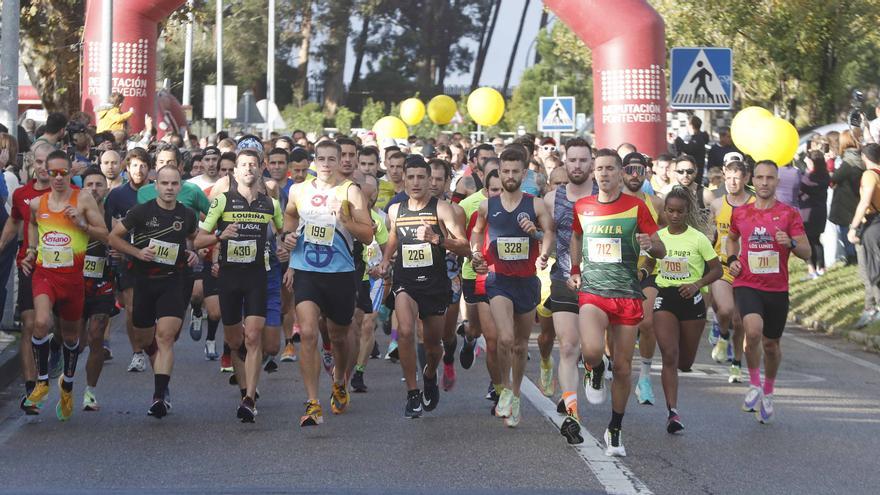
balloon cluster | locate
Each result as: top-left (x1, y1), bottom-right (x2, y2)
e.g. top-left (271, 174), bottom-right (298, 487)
top-left (372, 87), bottom-right (507, 142)
top-left (730, 106), bottom-right (799, 166)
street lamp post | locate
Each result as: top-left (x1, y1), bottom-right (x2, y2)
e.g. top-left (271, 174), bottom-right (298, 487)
top-left (215, 0), bottom-right (223, 134)
top-left (0, 0), bottom-right (21, 134)
top-left (99, 0), bottom-right (113, 105)
top-left (266, 0), bottom-right (276, 138)
top-left (182, 0), bottom-right (194, 107)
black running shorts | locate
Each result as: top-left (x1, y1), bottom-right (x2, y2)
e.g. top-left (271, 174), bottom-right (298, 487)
top-left (293, 270), bottom-right (356, 326)
top-left (734, 286), bottom-right (789, 339)
top-left (653, 286), bottom-right (707, 322)
top-left (218, 266), bottom-right (268, 325)
top-left (132, 276), bottom-right (187, 328)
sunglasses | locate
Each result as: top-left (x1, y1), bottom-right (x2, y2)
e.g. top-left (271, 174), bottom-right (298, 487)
top-left (623, 164), bottom-right (645, 175)
top-left (675, 169), bottom-right (696, 175)
top-left (542, 145), bottom-right (557, 152)
top-left (47, 169), bottom-right (71, 177)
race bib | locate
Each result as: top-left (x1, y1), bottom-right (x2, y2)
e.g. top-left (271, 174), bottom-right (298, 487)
top-left (497, 237), bottom-right (529, 261)
top-left (402, 242), bottom-right (433, 268)
top-left (587, 237), bottom-right (622, 263)
top-left (149, 238), bottom-right (180, 266)
top-left (748, 250), bottom-right (780, 274)
top-left (227, 239), bottom-right (257, 263)
top-left (660, 257), bottom-right (690, 280)
top-left (41, 246), bottom-right (74, 268)
top-left (304, 222), bottom-right (336, 246)
top-left (83, 255), bottom-right (106, 278)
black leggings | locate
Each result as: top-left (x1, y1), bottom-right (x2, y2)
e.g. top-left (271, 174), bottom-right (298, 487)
top-left (807, 233), bottom-right (824, 270)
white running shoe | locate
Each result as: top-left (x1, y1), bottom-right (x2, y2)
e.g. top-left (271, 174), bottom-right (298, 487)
top-left (742, 385), bottom-right (762, 412)
top-left (604, 429), bottom-right (626, 457)
top-left (583, 356), bottom-right (608, 405)
top-left (127, 351), bottom-right (147, 372)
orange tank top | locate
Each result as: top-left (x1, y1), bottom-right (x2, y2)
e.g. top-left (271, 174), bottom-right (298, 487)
top-left (36, 192), bottom-right (89, 274)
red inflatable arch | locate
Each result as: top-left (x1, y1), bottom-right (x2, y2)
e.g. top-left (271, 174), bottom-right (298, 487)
top-left (545, 0), bottom-right (667, 157)
top-left (81, 0), bottom-right (187, 135)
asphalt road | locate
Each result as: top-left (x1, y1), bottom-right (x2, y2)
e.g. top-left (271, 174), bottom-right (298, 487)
top-left (1, 311), bottom-right (879, 495)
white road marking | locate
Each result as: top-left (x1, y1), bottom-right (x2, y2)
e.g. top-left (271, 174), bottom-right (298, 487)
top-left (520, 377), bottom-right (653, 495)
top-left (785, 334), bottom-right (880, 374)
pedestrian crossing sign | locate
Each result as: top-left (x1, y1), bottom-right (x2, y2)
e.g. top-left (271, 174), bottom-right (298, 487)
top-left (670, 47), bottom-right (733, 109)
top-left (539, 96), bottom-right (576, 132)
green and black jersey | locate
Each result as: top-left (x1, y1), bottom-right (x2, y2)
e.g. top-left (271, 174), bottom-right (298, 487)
top-left (201, 188), bottom-right (283, 270)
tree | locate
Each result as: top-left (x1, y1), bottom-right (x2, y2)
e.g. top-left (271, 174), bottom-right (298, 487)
top-left (470, 0), bottom-right (501, 91)
top-left (316, 0), bottom-right (353, 117)
top-left (502, 0), bottom-right (530, 96)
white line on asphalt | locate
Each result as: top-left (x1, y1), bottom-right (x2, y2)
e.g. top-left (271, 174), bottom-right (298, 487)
top-left (520, 377), bottom-right (653, 495)
top-left (785, 334), bottom-right (880, 374)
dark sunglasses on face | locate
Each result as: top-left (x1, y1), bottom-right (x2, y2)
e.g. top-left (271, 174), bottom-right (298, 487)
top-left (676, 169), bottom-right (696, 175)
top-left (624, 165), bottom-right (645, 175)
top-left (47, 169), bottom-right (71, 177)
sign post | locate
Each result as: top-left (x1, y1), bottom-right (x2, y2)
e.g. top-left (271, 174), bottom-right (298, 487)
top-left (670, 47), bottom-right (733, 110)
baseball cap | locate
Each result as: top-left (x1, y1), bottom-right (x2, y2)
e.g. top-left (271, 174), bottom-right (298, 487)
top-left (203, 146), bottom-right (220, 157)
top-left (723, 151), bottom-right (744, 164)
top-left (622, 152), bottom-right (648, 167)
top-left (236, 134), bottom-right (264, 156)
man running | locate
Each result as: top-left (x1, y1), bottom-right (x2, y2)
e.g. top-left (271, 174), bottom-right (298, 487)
top-left (282, 140), bottom-right (373, 427)
top-left (727, 160), bottom-right (810, 424)
top-left (708, 160), bottom-right (754, 382)
top-left (380, 155), bottom-right (469, 417)
top-left (80, 168), bottom-right (115, 411)
top-left (22, 150), bottom-right (108, 421)
top-left (109, 166), bottom-right (198, 418)
top-left (196, 149), bottom-right (285, 422)
top-left (471, 147), bottom-right (553, 427)
top-left (569, 149), bottom-right (665, 456)
top-left (543, 137), bottom-right (596, 443)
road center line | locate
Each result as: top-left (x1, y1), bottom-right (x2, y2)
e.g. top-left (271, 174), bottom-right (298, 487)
top-left (520, 377), bottom-right (653, 495)
top-left (785, 334), bottom-right (880, 374)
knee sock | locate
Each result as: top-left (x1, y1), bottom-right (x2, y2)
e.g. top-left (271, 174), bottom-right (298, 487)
top-left (390, 329), bottom-right (398, 342)
top-left (639, 359), bottom-right (651, 380)
top-left (61, 340), bottom-right (80, 391)
top-left (763, 377), bottom-right (775, 395)
top-left (154, 374), bottom-right (170, 400)
top-left (206, 319), bottom-right (219, 341)
top-left (31, 335), bottom-right (52, 381)
top-left (442, 338), bottom-right (456, 364)
top-left (608, 410), bottom-right (624, 431)
top-left (748, 367), bottom-right (762, 388)
top-left (562, 391), bottom-right (578, 418)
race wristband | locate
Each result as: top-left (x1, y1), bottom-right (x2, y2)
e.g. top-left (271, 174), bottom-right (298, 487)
top-left (570, 265), bottom-right (581, 276)
top-left (726, 255), bottom-right (738, 266)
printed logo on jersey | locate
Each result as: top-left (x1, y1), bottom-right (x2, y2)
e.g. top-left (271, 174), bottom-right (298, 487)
top-left (304, 244), bottom-right (334, 268)
top-left (311, 194), bottom-right (328, 207)
top-left (172, 221), bottom-right (183, 231)
top-left (42, 231), bottom-right (71, 246)
top-left (748, 226), bottom-right (773, 244)
top-left (147, 217), bottom-right (160, 228)
top-left (516, 212), bottom-right (531, 224)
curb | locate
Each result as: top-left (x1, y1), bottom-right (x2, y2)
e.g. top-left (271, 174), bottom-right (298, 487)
top-left (0, 335), bottom-right (21, 392)
top-left (790, 313), bottom-right (880, 353)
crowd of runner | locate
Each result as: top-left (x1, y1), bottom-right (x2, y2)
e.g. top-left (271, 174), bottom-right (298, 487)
top-left (0, 116), bottom-right (812, 457)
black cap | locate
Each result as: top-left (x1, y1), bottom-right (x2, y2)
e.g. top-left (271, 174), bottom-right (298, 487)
top-left (405, 154), bottom-right (427, 168)
top-left (203, 146), bottom-right (220, 157)
top-left (623, 152), bottom-right (648, 167)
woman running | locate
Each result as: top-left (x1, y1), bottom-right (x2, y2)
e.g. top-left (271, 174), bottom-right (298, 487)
top-left (651, 186), bottom-right (722, 433)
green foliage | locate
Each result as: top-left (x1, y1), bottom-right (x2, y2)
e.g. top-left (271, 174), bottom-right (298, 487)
top-left (359, 98), bottom-right (386, 129)
top-left (789, 260), bottom-right (880, 336)
top-left (504, 22), bottom-right (593, 132)
top-left (334, 106), bottom-right (356, 135)
top-left (281, 103), bottom-right (326, 136)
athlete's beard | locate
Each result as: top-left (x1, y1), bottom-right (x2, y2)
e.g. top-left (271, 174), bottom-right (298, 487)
top-left (625, 178), bottom-right (643, 193)
top-left (568, 172), bottom-right (588, 185)
top-left (503, 179), bottom-right (521, 192)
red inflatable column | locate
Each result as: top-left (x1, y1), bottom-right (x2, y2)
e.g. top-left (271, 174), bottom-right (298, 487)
top-left (81, 0), bottom-right (186, 134)
top-left (545, 0), bottom-right (667, 157)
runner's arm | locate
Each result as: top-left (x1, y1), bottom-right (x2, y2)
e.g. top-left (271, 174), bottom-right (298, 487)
top-left (535, 196), bottom-right (555, 261)
top-left (569, 213), bottom-right (583, 288)
top-left (379, 204), bottom-right (399, 275)
top-left (438, 201), bottom-right (470, 258)
top-left (282, 186), bottom-right (300, 240)
top-left (342, 183), bottom-right (374, 244)
top-left (469, 201), bottom-right (488, 265)
top-left (108, 221), bottom-right (140, 260)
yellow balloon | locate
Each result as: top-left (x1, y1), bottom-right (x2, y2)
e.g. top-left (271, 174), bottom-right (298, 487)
top-left (731, 106), bottom-right (773, 156)
top-left (467, 87), bottom-right (505, 126)
top-left (427, 95), bottom-right (457, 125)
top-left (748, 117), bottom-right (799, 166)
top-left (399, 98), bottom-right (426, 126)
top-left (372, 116), bottom-right (409, 141)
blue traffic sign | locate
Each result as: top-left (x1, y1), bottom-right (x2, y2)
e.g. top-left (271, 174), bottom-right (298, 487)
top-left (670, 47), bottom-right (732, 109)
top-left (539, 96), bottom-right (576, 132)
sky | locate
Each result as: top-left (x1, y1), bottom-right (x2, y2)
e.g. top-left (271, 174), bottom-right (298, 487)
top-left (342, 0), bottom-right (547, 89)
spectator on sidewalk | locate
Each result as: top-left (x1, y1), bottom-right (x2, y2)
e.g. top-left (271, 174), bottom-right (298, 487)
top-left (800, 150), bottom-right (830, 279)
top-left (848, 143), bottom-right (880, 328)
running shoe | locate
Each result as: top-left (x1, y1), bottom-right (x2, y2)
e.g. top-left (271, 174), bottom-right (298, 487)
top-left (164, 386), bottom-right (172, 412)
top-left (711, 338), bottom-right (729, 363)
top-left (385, 340), bottom-right (399, 361)
top-left (127, 351), bottom-right (147, 372)
top-left (756, 394), bottom-right (774, 424)
top-left (189, 310), bottom-right (203, 341)
top-left (280, 342), bottom-right (297, 362)
top-left (442, 362), bottom-right (456, 391)
top-left (24, 380), bottom-right (49, 408)
top-left (291, 323), bottom-right (302, 343)
top-left (604, 428), bottom-right (626, 457)
top-left (229, 374), bottom-right (238, 386)
top-left (204, 340), bottom-right (219, 361)
top-left (405, 390), bottom-right (423, 419)
top-left (300, 400), bottom-right (323, 426)
top-left (505, 396), bottom-right (521, 427)
top-left (728, 364), bottom-right (743, 384)
top-left (727, 340), bottom-right (735, 361)
top-left (583, 357), bottom-right (607, 405)
top-left (456, 321), bottom-right (466, 336)
top-left (560, 415), bottom-right (584, 444)
top-left (56, 382), bottom-right (73, 422)
top-left (708, 316), bottom-right (721, 345)
top-left (667, 410), bottom-right (684, 434)
top-left (263, 356), bottom-right (278, 374)
top-left (604, 358), bottom-right (614, 382)
top-left (351, 370), bottom-right (368, 393)
top-left (102, 341), bottom-right (113, 361)
top-left (147, 398), bottom-right (168, 419)
top-left (322, 349), bottom-right (335, 378)
top-left (220, 353), bottom-right (233, 373)
top-left (330, 382), bottom-right (349, 414)
top-left (422, 367), bottom-right (440, 411)
top-left (82, 387), bottom-right (99, 411)
top-left (539, 356), bottom-right (555, 397)
top-left (635, 376), bottom-right (655, 405)
top-left (459, 336), bottom-right (476, 370)
top-left (556, 398), bottom-right (567, 415)
top-left (369, 341), bottom-right (381, 359)
top-left (742, 385), bottom-right (762, 412)
top-left (495, 388), bottom-right (513, 418)
top-left (237, 396), bottom-right (257, 423)
top-left (49, 347), bottom-right (63, 379)
top-left (0, 331), bottom-right (15, 343)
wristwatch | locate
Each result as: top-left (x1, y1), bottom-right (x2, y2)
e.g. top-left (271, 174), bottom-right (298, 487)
top-left (790, 239), bottom-right (797, 248)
